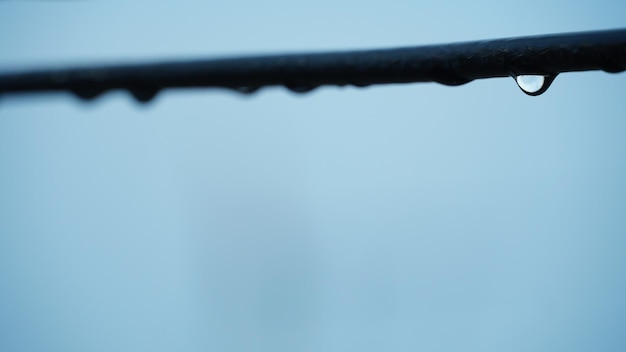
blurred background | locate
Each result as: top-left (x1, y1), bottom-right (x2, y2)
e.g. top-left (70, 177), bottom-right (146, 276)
top-left (1, 1), bottom-right (625, 351)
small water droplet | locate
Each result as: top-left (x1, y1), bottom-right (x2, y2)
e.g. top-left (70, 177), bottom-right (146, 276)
top-left (599, 60), bottom-right (625, 73)
top-left (232, 86), bottom-right (260, 94)
top-left (514, 74), bottom-right (557, 96)
top-left (285, 84), bottom-right (318, 93)
top-left (129, 88), bottom-right (159, 103)
top-left (72, 88), bottom-right (105, 100)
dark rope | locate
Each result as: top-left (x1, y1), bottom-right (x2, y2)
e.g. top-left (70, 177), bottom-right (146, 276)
top-left (1, 28), bottom-right (625, 102)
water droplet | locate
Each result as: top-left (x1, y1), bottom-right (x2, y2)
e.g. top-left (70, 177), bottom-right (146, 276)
top-left (432, 70), bottom-right (472, 86)
top-left (597, 58), bottom-right (625, 73)
top-left (72, 88), bottom-right (105, 100)
top-left (129, 88), bottom-right (159, 103)
top-left (514, 74), bottom-right (557, 96)
top-left (232, 86), bottom-right (260, 94)
top-left (285, 84), bottom-right (318, 93)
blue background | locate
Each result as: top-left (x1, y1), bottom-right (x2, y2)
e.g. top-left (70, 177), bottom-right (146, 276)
top-left (1, 1), bottom-right (625, 351)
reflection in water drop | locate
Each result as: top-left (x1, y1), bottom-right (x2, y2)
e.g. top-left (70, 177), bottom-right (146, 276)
top-left (516, 75), bottom-right (544, 93)
top-left (514, 74), bottom-right (557, 96)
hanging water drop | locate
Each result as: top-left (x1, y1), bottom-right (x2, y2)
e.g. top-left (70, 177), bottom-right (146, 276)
top-left (285, 84), bottom-right (318, 93)
top-left (72, 88), bottom-right (105, 100)
top-left (129, 88), bottom-right (159, 103)
top-left (232, 86), bottom-right (260, 94)
top-left (514, 74), bottom-right (557, 96)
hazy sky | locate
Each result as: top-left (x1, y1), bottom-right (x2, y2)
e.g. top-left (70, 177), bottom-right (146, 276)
top-left (1, 1), bottom-right (625, 352)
